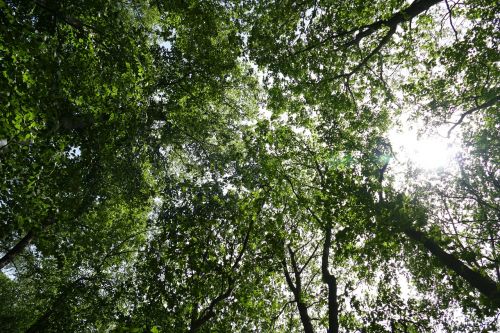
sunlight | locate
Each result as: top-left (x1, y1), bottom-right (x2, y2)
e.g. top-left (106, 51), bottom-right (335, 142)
top-left (389, 128), bottom-right (458, 170)
top-left (407, 137), bottom-right (455, 169)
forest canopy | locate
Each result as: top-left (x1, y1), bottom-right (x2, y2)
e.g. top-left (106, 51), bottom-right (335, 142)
top-left (0, 0), bottom-right (499, 332)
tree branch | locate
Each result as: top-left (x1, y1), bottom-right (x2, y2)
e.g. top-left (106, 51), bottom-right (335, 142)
top-left (447, 95), bottom-right (499, 137)
top-left (321, 226), bottom-right (339, 333)
top-left (0, 218), bottom-right (54, 270)
top-left (190, 194), bottom-right (267, 332)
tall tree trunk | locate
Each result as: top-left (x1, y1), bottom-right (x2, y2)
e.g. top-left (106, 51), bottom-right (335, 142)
top-left (373, 185), bottom-right (500, 307)
top-left (189, 283), bottom-right (234, 333)
top-left (282, 245), bottom-right (315, 333)
top-left (297, 301), bottom-right (314, 333)
top-left (404, 226), bottom-right (500, 307)
top-left (0, 231), bottom-right (35, 270)
top-left (0, 219), bottom-right (53, 270)
top-left (322, 226), bottom-right (339, 333)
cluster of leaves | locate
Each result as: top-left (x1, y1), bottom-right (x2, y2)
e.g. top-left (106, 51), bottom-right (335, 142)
top-left (1, 0), bottom-right (498, 332)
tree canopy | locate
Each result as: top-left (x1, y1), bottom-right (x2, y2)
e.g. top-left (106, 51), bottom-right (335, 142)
top-left (0, 0), bottom-right (499, 332)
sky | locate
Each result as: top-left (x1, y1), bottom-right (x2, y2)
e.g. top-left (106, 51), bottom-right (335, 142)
top-left (387, 113), bottom-right (462, 189)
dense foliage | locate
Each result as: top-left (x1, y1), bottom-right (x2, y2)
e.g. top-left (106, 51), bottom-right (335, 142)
top-left (1, 0), bottom-right (498, 332)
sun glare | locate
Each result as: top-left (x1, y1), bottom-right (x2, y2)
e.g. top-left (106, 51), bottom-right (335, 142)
top-left (389, 129), bottom-right (458, 170)
top-left (408, 137), bottom-right (455, 169)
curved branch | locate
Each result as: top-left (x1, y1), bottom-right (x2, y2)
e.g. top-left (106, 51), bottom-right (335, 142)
top-left (447, 95), bottom-right (499, 137)
top-left (294, 0), bottom-right (443, 57)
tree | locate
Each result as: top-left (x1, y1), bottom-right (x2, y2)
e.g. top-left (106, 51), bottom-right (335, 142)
top-left (0, 0), bottom-right (159, 268)
top-left (1, 0), bottom-right (499, 332)
top-left (246, 0), bottom-right (499, 305)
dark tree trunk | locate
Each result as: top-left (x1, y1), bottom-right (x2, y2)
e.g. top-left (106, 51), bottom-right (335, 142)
top-left (345, 0), bottom-right (444, 47)
top-left (404, 227), bottom-right (500, 307)
top-left (322, 226), bottom-right (339, 333)
top-left (387, 0), bottom-right (444, 27)
top-left (374, 186), bottom-right (500, 307)
top-left (0, 231), bottom-right (35, 270)
top-left (0, 219), bottom-right (53, 270)
top-left (297, 301), bottom-right (315, 333)
top-left (282, 245), bottom-right (315, 333)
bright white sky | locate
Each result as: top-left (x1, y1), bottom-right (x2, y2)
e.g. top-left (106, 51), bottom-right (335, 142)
top-left (389, 125), bottom-right (460, 170)
top-left (388, 113), bottom-right (461, 175)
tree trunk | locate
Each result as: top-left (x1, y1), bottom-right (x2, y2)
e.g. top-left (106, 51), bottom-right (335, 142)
top-left (387, 0), bottom-right (444, 27)
top-left (297, 301), bottom-right (314, 333)
top-left (282, 247), bottom-right (315, 333)
top-left (374, 188), bottom-right (500, 307)
top-left (0, 231), bottom-right (35, 270)
top-left (404, 227), bottom-right (500, 307)
top-left (322, 226), bottom-right (339, 333)
top-left (0, 219), bottom-right (53, 270)
top-left (345, 0), bottom-right (443, 47)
